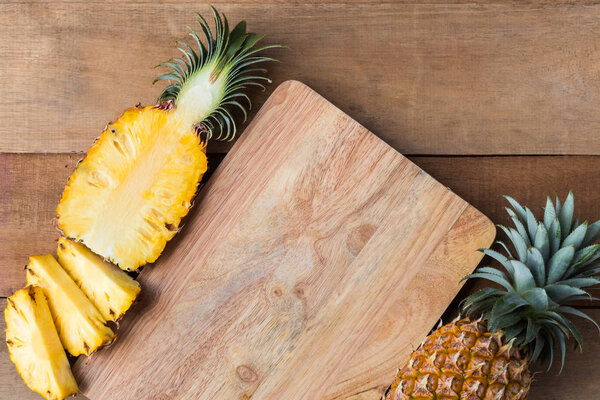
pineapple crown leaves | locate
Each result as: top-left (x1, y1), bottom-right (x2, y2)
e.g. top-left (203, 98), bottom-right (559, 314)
top-left (462, 192), bottom-right (600, 372)
top-left (154, 6), bottom-right (282, 141)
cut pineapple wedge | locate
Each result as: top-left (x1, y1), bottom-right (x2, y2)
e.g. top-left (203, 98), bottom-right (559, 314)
top-left (57, 106), bottom-right (207, 271)
top-left (5, 286), bottom-right (79, 400)
top-left (57, 238), bottom-right (141, 322)
top-left (26, 254), bottom-right (115, 357)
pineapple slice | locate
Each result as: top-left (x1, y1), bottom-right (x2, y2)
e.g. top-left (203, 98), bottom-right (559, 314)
top-left (57, 238), bottom-right (141, 322)
top-left (26, 254), bottom-right (115, 356)
top-left (57, 106), bottom-right (207, 271)
top-left (5, 286), bottom-right (78, 400)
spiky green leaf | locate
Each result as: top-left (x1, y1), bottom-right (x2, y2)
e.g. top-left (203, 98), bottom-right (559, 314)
top-left (549, 218), bottom-right (562, 255)
top-left (563, 222), bottom-right (588, 249)
top-left (511, 260), bottom-right (536, 292)
top-left (504, 195), bottom-right (527, 222)
top-left (559, 191), bottom-right (574, 240)
top-left (534, 222), bottom-right (551, 262)
top-left (583, 220), bottom-right (600, 247)
top-left (522, 288), bottom-right (549, 311)
top-left (526, 247), bottom-right (546, 286)
top-left (545, 284), bottom-right (587, 304)
top-left (543, 196), bottom-right (557, 230)
top-left (463, 272), bottom-right (514, 292)
top-left (525, 207), bottom-right (538, 243)
top-left (480, 248), bottom-right (514, 275)
top-left (547, 245), bottom-right (575, 284)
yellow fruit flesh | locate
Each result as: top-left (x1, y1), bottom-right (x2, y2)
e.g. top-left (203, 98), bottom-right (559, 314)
top-left (25, 255), bottom-right (115, 357)
top-left (57, 238), bottom-right (141, 322)
top-left (5, 286), bottom-right (78, 400)
top-left (57, 106), bottom-right (208, 271)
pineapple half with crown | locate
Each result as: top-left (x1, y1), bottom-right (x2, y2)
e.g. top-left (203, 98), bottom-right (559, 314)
top-left (386, 192), bottom-right (600, 400)
top-left (57, 7), bottom-right (280, 271)
top-left (26, 254), bottom-right (115, 357)
top-left (5, 286), bottom-right (78, 400)
top-left (57, 237), bottom-right (141, 322)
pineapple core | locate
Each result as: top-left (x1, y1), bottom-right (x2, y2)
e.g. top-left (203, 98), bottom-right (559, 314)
top-left (57, 106), bottom-right (207, 271)
top-left (57, 238), bottom-right (141, 322)
top-left (26, 254), bottom-right (115, 356)
top-left (5, 286), bottom-right (78, 400)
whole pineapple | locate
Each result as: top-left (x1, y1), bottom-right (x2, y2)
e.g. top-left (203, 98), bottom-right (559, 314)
top-left (57, 7), bottom-right (279, 271)
top-left (386, 192), bottom-right (600, 400)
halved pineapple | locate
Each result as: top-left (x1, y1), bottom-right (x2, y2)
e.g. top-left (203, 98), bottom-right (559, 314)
top-left (57, 238), bottom-right (141, 322)
top-left (25, 254), bottom-right (115, 356)
top-left (56, 8), bottom-right (278, 272)
top-left (57, 106), bottom-right (207, 271)
top-left (5, 286), bottom-right (78, 400)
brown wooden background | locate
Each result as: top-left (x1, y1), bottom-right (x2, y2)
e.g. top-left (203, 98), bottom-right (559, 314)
top-left (2, 2), bottom-right (600, 399)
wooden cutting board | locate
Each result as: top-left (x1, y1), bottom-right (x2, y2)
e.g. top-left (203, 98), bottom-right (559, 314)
top-left (74, 80), bottom-right (495, 400)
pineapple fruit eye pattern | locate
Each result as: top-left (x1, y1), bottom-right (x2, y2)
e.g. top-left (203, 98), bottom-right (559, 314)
top-left (57, 7), bottom-right (279, 271)
top-left (5, 8), bottom-right (278, 400)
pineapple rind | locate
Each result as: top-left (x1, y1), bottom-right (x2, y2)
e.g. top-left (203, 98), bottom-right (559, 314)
top-left (25, 254), bottom-right (115, 357)
top-left (57, 237), bottom-right (141, 322)
top-left (57, 106), bottom-right (207, 271)
top-left (386, 318), bottom-right (530, 400)
top-left (5, 286), bottom-right (79, 400)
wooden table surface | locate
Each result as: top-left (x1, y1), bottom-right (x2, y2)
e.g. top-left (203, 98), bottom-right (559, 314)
top-left (2, 2), bottom-right (600, 399)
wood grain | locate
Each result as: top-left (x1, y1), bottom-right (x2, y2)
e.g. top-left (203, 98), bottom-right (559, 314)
top-left (3, 296), bottom-right (599, 400)
top-left (2, 153), bottom-right (600, 297)
top-left (69, 81), bottom-right (493, 399)
top-left (410, 155), bottom-right (600, 226)
top-left (0, 153), bottom-right (81, 296)
top-left (3, 3), bottom-right (600, 154)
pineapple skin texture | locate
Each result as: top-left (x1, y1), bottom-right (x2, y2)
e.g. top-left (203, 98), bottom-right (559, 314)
top-left (57, 106), bottom-right (208, 271)
top-left (5, 286), bottom-right (78, 400)
top-left (386, 318), bottom-right (531, 400)
top-left (57, 237), bottom-right (141, 322)
top-left (26, 254), bottom-right (115, 357)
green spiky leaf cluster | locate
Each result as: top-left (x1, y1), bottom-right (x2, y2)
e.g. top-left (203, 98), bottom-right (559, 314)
top-left (154, 6), bottom-right (280, 141)
top-left (463, 192), bottom-right (600, 372)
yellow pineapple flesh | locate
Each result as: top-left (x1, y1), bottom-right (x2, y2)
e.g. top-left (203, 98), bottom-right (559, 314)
top-left (57, 237), bottom-right (141, 322)
top-left (57, 106), bottom-right (207, 271)
top-left (386, 318), bottom-right (530, 400)
top-left (5, 286), bottom-right (78, 400)
top-left (25, 254), bottom-right (115, 356)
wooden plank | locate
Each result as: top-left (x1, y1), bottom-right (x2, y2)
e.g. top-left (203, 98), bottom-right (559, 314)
top-left (5, 0), bottom-right (600, 3)
top-left (409, 155), bottom-right (600, 225)
top-left (2, 3), bottom-right (600, 154)
top-left (71, 81), bottom-right (493, 399)
top-left (3, 297), bottom-right (600, 400)
top-left (2, 153), bottom-right (600, 298)
top-left (0, 153), bottom-right (81, 297)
